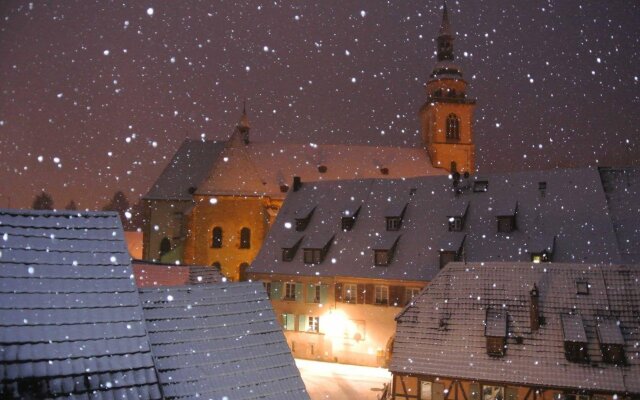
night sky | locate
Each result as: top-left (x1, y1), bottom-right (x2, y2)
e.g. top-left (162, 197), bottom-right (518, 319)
top-left (1, 0), bottom-right (638, 210)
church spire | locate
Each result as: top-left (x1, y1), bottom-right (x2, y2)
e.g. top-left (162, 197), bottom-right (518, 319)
top-left (436, 2), bottom-right (455, 62)
top-left (438, 1), bottom-right (452, 37)
top-left (238, 100), bottom-right (250, 132)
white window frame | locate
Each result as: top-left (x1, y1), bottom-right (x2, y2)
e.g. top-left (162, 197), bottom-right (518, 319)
top-left (374, 285), bottom-right (389, 305)
top-left (344, 284), bottom-right (357, 304)
top-left (284, 282), bottom-right (296, 300)
top-left (307, 316), bottom-right (320, 333)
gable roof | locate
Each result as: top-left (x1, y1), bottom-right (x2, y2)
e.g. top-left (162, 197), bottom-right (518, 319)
top-left (0, 209), bottom-right (162, 399)
top-left (144, 139), bottom-right (225, 201)
top-left (195, 142), bottom-right (445, 197)
top-left (250, 167), bottom-right (621, 282)
top-left (391, 262), bottom-right (640, 394)
top-left (139, 282), bottom-right (309, 400)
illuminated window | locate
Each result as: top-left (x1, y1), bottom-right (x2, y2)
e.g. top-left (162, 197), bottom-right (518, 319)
top-left (446, 114), bottom-right (460, 140)
top-left (284, 282), bottom-right (296, 300)
top-left (420, 381), bottom-right (432, 400)
top-left (307, 316), bottom-right (320, 333)
top-left (211, 227), bottom-right (223, 248)
top-left (240, 227), bottom-right (251, 249)
top-left (344, 284), bottom-right (357, 304)
top-left (482, 385), bottom-right (504, 400)
top-left (374, 285), bottom-right (389, 305)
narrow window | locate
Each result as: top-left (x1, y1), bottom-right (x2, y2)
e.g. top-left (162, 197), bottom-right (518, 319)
top-left (159, 237), bottom-right (171, 256)
top-left (405, 288), bottom-right (421, 305)
top-left (307, 316), bottom-right (320, 333)
top-left (240, 227), bottom-right (251, 249)
top-left (374, 286), bottom-right (389, 305)
top-left (448, 217), bottom-right (463, 231)
top-left (446, 113), bottom-right (460, 140)
top-left (386, 217), bottom-right (402, 231)
top-left (344, 284), bottom-right (357, 304)
top-left (284, 282), bottom-right (296, 300)
top-left (212, 227), bottom-right (223, 248)
top-left (238, 262), bottom-right (249, 281)
top-left (282, 313), bottom-right (295, 331)
top-left (420, 381), bottom-right (432, 400)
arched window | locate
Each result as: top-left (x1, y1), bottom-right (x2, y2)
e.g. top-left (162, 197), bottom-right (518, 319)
top-left (159, 237), bottom-right (171, 256)
top-left (446, 114), bottom-right (460, 140)
top-left (240, 227), bottom-right (251, 249)
top-left (239, 262), bottom-right (249, 281)
top-left (212, 227), bottom-right (222, 248)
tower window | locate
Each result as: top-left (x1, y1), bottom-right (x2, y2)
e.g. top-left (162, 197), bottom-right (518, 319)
top-left (159, 237), bottom-right (171, 256)
top-left (446, 114), bottom-right (460, 141)
top-left (240, 227), bottom-right (251, 249)
top-left (212, 227), bottom-right (223, 248)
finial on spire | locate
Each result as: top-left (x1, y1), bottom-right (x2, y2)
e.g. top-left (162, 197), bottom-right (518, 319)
top-left (238, 99), bottom-right (250, 131)
top-left (439, 1), bottom-right (452, 38)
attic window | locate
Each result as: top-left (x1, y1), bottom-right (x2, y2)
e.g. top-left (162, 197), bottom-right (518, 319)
top-left (496, 201), bottom-right (518, 233)
top-left (282, 236), bottom-right (304, 262)
top-left (447, 202), bottom-right (469, 232)
top-left (530, 235), bottom-right (555, 263)
top-left (295, 205), bottom-right (316, 231)
top-left (439, 234), bottom-right (465, 269)
top-left (473, 180), bottom-right (488, 192)
top-left (597, 318), bottom-right (626, 365)
top-left (385, 203), bottom-right (408, 231)
top-left (373, 234), bottom-right (401, 266)
top-left (302, 233), bottom-right (334, 264)
top-left (485, 309), bottom-right (507, 357)
top-left (561, 314), bottom-right (589, 363)
top-left (341, 205), bottom-right (362, 231)
top-left (318, 165), bottom-right (327, 173)
top-left (576, 280), bottom-right (589, 295)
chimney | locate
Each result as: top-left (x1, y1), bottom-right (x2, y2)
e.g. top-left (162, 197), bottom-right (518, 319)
top-left (293, 176), bottom-right (302, 192)
top-left (530, 283), bottom-right (540, 332)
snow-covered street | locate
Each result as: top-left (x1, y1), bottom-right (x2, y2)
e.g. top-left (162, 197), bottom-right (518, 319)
top-left (296, 359), bottom-right (391, 400)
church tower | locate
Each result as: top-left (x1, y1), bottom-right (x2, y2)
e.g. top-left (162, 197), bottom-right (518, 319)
top-left (420, 2), bottom-right (476, 174)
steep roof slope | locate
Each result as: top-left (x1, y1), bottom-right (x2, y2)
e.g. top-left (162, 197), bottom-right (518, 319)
top-left (195, 142), bottom-right (445, 197)
top-left (0, 209), bottom-right (162, 399)
top-left (390, 262), bottom-right (640, 394)
top-left (139, 282), bottom-right (310, 400)
top-left (144, 139), bottom-right (225, 201)
top-left (599, 166), bottom-right (640, 263)
top-left (250, 167), bottom-right (621, 281)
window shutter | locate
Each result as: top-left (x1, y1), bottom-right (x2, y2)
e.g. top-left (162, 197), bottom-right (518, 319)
top-left (320, 285), bottom-right (329, 304)
top-left (469, 383), bottom-right (480, 400)
top-left (306, 284), bottom-right (316, 303)
top-left (365, 284), bottom-right (375, 304)
top-left (295, 283), bottom-right (304, 303)
top-left (505, 387), bottom-right (518, 400)
top-left (335, 283), bottom-right (343, 302)
top-left (270, 282), bottom-right (282, 300)
top-left (390, 286), bottom-right (405, 307)
top-left (285, 314), bottom-right (295, 331)
top-left (432, 382), bottom-right (445, 400)
top-left (298, 315), bottom-right (307, 332)
top-left (357, 284), bottom-right (366, 304)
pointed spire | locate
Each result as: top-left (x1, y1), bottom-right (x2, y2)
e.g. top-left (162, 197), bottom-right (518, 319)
top-left (238, 100), bottom-right (250, 131)
top-left (438, 1), bottom-right (452, 38)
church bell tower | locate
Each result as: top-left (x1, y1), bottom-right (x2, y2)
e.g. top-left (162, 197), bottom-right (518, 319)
top-left (420, 2), bottom-right (476, 174)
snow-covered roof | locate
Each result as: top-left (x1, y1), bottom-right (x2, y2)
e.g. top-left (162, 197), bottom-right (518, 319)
top-left (144, 139), bottom-right (225, 201)
top-left (139, 282), bottom-right (309, 400)
top-left (391, 262), bottom-right (640, 394)
top-left (195, 142), bottom-right (445, 197)
top-left (599, 166), bottom-right (640, 263)
top-left (0, 209), bottom-right (162, 399)
top-left (131, 260), bottom-right (222, 287)
top-left (250, 167), bottom-right (621, 281)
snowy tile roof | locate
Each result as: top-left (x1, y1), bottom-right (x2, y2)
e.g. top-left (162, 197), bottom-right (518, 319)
top-left (251, 167), bottom-right (622, 281)
top-left (0, 209), bottom-right (162, 399)
top-left (144, 139), bottom-right (225, 200)
top-left (139, 282), bottom-right (309, 400)
top-left (131, 260), bottom-right (222, 287)
top-left (597, 318), bottom-right (625, 345)
top-left (391, 262), bottom-right (640, 394)
top-left (599, 166), bottom-right (640, 263)
top-left (195, 143), bottom-right (446, 197)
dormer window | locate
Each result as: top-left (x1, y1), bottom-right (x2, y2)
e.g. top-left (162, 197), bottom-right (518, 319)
top-left (473, 180), bottom-right (488, 192)
top-left (495, 201), bottom-right (518, 233)
top-left (341, 205), bottom-right (362, 231)
top-left (282, 235), bottom-right (304, 262)
top-left (373, 234), bottom-right (401, 266)
top-left (485, 308), bottom-right (507, 357)
top-left (385, 202), bottom-right (408, 231)
top-left (447, 202), bottom-right (469, 232)
top-left (529, 235), bottom-right (555, 263)
top-left (295, 205), bottom-right (316, 231)
top-left (438, 233), bottom-right (466, 269)
top-left (596, 318), bottom-right (626, 364)
top-left (576, 280), bottom-right (589, 295)
top-left (302, 232), bottom-right (334, 264)
top-left (561, 314), bottom-right (589, 363)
